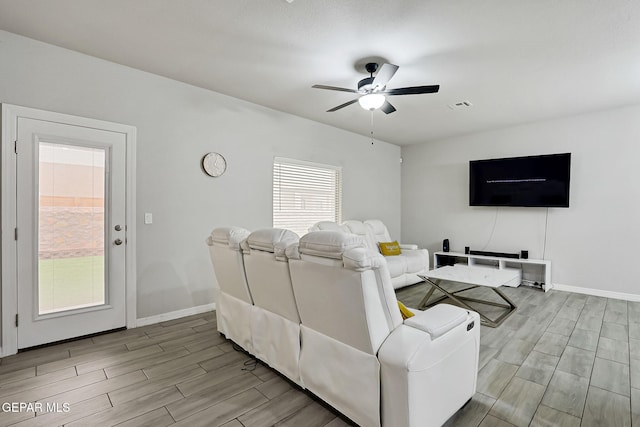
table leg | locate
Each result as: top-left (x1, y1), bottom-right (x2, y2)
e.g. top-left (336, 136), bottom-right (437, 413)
top-left (418, 283), bottom-right (437, 310)
top-left (493, 287), bottom-right (518, 309)
top-left (421, 278), bottom-right (518, 328)
top-left (488, 288), bottom-right (518, 326)
top-left (425, 279), bottom-right (499, 326)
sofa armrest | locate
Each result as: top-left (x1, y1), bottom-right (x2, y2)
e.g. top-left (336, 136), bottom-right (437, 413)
top-left (404, 304), bottom-right (469, 339)
top-left (399, 243), bottom-right (418, 250)
top-left (378, 309), bottom-right (480, 427)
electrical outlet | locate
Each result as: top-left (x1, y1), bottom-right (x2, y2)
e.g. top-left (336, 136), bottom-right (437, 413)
top-left (144, 213), bottom-right (153, 224)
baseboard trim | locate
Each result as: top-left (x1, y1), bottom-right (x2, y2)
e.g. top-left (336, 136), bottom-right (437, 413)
top-left (136, 303), bottom-right (216, 327)
top-left (552, 283), bottom-right (640, 302)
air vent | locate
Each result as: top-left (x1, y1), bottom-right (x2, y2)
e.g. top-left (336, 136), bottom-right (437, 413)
top-left (448, 101), bottom-right (473, 110)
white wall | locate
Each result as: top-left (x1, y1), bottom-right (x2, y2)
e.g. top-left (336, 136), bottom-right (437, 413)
top-left (402, 104), bottom-right (640, 295)
top-left (0, 31), bottom-right (401, 318)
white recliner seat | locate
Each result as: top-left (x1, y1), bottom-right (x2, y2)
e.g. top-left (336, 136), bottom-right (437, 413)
top-left (207, 227), bottom-right (253, 352)
top-left (286, 231), bottom-right (480, 427)
top-left (342, 219), bottom-right (430, 289)
top-left (241, 228), bottom-right (303, 386)
top-left (308, 220), bottom-right (348, 232)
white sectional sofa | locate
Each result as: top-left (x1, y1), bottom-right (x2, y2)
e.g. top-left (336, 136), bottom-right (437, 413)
top-left (240, 228), bottom-right (302, 385)
top-left (207, 226), bottom-right (253, 352)
top-left (310, 219), bottom-right (430, 289)
top-left (207, 227), bottom-right (480, 427)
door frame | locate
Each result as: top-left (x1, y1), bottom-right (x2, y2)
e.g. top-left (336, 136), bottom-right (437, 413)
top-left (1, 104), bottom-right (137, 357)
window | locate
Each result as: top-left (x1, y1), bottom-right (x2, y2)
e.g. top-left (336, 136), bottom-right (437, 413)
top-left (273, 157), bottom-right (342, 236)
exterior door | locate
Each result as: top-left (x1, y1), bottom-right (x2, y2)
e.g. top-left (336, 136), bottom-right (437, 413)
top-left (16, 117), bottom-right (127, 349)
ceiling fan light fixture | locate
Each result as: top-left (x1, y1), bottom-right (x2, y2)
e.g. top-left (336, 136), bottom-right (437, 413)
top-left (313, 62), bottom-right (438, 114)
top-left (358, 93), bottom-right (386, 110)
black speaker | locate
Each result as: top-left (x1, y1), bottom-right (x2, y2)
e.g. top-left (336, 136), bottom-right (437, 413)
top-left (521, 250), bottom-right (529, 259)
top-left (465, 246), bottom-right (470, 254)
top-left (443, 239), bottom-right (450, 252)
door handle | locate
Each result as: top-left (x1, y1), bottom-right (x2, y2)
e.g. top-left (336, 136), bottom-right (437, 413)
top-left (114, 238), bottom-right (123, 246)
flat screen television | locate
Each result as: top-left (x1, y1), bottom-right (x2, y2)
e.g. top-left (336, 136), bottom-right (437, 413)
top-left (469, 153), bottom-right (571, 207)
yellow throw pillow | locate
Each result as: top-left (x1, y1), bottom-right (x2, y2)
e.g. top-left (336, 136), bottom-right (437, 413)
top-left (398, 301), bottom-right (415, 320)
top-left (379, 241), bottom-right (402, 256)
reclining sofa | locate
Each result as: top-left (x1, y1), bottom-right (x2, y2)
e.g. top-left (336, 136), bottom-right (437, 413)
top-left (207, 227), bottom-right (480, 427)
top-left (310, 219), bottom-right (429, 289)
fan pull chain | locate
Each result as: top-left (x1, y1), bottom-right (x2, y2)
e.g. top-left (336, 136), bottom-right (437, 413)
top-left (370, 110), bottom-right (375, 145)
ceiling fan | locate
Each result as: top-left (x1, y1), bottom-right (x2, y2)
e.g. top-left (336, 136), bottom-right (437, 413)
top-left (312, 62), bottom-right (440, 114)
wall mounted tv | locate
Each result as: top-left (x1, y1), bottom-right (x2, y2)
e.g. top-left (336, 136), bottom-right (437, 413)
top-left (469, 153), bottom-right (571, 207)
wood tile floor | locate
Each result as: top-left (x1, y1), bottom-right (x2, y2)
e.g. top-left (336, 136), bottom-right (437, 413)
top-left (0, 284), bottom-right (638, 426)
top-left (399, 283), bottom-right (640, 427)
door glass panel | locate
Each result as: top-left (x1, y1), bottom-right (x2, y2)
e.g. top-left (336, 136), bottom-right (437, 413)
top-left (38, 142), bottom-right (106, 314)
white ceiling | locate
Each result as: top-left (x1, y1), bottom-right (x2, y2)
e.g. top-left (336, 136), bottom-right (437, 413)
top-left (1, 0), bottom-right (639, 146)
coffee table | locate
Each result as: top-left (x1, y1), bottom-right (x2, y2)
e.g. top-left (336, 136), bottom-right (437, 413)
top-left (418, 265), bottom-right (518, 327)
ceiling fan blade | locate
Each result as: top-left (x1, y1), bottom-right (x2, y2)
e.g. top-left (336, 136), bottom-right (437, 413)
top-left (384, 85), bottom-right (440, 96)
top-left (380, 100), bottom-right (396, 114)
top-left (372, 63), bottom-right (399, 90)
top-left (327, 98), bottom-right (359, 112)
top-left (312, 84), bottom-right (358, 93)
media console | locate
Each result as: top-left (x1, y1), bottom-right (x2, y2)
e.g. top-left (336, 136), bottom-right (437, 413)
top-left (433, 251), bottom-right (552, 292)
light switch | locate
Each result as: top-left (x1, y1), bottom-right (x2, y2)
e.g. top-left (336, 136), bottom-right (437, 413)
top-left (144, 213), bottom-right (153, 224)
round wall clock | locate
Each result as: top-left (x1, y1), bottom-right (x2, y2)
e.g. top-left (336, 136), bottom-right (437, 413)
top-left (202, 152), bottom-right (227, 177)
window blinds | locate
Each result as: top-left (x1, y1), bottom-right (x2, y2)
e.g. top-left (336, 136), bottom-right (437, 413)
top-left (273, 157), bottom-right (342, 237)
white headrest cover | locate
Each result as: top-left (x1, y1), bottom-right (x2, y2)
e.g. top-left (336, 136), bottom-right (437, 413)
top-left (309, 221), bottom-right (345, 232)
top-left (246, 228), bottom-right (299, 255)
top-left (298, 231), bottom-right (365, 260)
top-left (343, 247), bottom-right (386, 271)
top-left (210, 227), bottom-right (250, 250)
top-left (364, 219), bottom-right (386, 235)
top-left (342, 220), bottom-right (368, 235)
